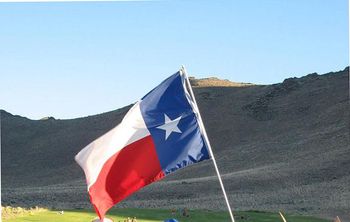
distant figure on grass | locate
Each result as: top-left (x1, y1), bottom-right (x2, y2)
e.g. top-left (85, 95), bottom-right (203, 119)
top-left (171, 208), bottom-right (176, 215)
top-left (182, 208), bottom-right (189, 217)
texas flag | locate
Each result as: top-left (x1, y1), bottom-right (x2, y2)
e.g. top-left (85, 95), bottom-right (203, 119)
top-left (75, 71), bottom-right (211, 220)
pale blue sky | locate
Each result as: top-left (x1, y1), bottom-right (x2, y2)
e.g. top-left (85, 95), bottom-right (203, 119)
top-left (0, 0), bottom-right (348, 119)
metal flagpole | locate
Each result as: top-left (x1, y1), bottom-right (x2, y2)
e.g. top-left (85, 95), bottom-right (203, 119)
top-left (180, 66), bottom-right (235, 222)
top-left (279, 212), bottom-right (287, 222)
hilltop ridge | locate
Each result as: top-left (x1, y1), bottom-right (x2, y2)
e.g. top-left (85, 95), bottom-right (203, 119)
top-left (189, 76), bottom-right (254, 87)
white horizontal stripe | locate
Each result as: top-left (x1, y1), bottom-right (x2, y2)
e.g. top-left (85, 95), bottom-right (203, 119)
top-left (75, 101), bottom-right (150, 189)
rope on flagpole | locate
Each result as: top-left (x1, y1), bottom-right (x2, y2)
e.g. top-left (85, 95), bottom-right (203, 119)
top-left (180, 65), bottom-right (236, 222)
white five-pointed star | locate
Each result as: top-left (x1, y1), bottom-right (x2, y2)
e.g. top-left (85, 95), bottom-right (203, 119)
top-left (156, 114), bottom-right (182, 140)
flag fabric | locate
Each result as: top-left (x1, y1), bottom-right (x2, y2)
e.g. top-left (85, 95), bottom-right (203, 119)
top-left (75, 71), bottom-right (211, 219)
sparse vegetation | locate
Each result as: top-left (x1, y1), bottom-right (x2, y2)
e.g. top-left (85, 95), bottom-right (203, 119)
top-left (1, 206), bottom-right (47, 220)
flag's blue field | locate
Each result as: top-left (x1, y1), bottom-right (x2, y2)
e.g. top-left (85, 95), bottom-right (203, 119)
top-left (3, 208), bottom-right (330, 222)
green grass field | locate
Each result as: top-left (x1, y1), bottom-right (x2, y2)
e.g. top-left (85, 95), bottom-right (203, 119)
top-left (2, 208), bottom-right (330, 222)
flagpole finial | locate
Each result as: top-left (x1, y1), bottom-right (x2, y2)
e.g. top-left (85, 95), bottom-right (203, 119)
top-left (180, 65), bottom-right (186, 73)
top-left (180, 65), bottom-right (188, 78)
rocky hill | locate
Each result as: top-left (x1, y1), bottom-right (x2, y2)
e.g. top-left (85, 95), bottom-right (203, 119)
top-left (189, 77), bottom-right (254, 87)
top-left (1, 68), bottom-right (349, 220)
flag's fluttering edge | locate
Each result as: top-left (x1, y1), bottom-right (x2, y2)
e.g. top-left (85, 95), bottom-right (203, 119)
top-left (75, 71), bottom-right (211, 219)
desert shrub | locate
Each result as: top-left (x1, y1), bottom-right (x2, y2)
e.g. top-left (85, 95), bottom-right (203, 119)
top-left (1, 206), bottom-right (47, 219)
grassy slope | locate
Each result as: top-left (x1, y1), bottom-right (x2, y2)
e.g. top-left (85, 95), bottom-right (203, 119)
top-left (3, 209), bottom-right (330, 222)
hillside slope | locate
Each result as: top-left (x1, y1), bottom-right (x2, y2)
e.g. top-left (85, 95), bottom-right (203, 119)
top-left (1, 68), bottom-right (349, 220)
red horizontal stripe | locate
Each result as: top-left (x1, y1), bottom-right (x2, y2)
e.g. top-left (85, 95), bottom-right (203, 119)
top-left (88, 135), bottom-right (165, 219)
